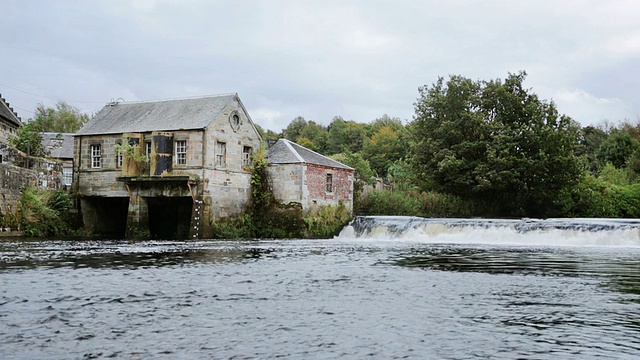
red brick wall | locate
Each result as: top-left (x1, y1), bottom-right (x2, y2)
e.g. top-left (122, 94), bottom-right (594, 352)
top-left (305, 164), bottom-right (353, 203)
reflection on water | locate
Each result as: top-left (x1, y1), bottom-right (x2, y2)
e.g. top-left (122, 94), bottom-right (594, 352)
top-left (390, 245), bottom-right (640, 306)
top-left (2, 238), bottom-right (640, 359)
top-left (0, 240), bottom-right (276, 270)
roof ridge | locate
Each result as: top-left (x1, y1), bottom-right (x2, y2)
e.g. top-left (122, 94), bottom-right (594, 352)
top-left (109, 93), bottom-right (237, 106)
top-left (278, 138), bottom-right (354, 170)
top-left (281, 139), bottom-right (305, 162)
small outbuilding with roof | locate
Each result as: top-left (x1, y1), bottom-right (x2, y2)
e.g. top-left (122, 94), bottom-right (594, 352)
top-left (266, 138), bottom-right (354, 213)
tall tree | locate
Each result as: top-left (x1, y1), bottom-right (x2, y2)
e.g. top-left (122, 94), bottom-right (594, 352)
top-left (9, 120), bottom-right (48, 158)
top-left (410, 71), bottom-right (582, 217)
top-left (281, 116), bottom-right (328, 152)
top-left (325, 116), bottom-right (368, 155)
top-left (368, 115), bottom-right (405, 136)
top-left (596, 130), bottom-right (640, 168)
top-left (255, 124), bottom-right (280, 143)
top-left (34, 101), bottom-right (89, 133)
top-left (362, 125), bottom-right (407, 177)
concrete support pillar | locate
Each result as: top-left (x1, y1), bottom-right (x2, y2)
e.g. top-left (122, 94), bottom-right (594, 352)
top-left (125, 194), bottom-right (149, 239)
top-left (79, 197), bottom-right (97, 234)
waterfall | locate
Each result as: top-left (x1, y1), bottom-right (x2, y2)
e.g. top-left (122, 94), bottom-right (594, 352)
top-left (337, 216), bottom-right (640, 247)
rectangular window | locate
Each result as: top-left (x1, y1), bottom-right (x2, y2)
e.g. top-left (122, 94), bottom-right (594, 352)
top-left (145, 141), bottom-right (152, 161)
top-left (116, 149), bottom-right (123, 169)
top-left (326, 173), bottom-right (333, 192)
top-left (62, 167), bottom-right (73, 186)
top-left (215, 141), bottom-right (226, 167)
top-left (242, 146), bottom-right (252, 167)
top-left (90, 144), bottom-right (102, 169)
top-left (175, 140), bottom-right (187, 165)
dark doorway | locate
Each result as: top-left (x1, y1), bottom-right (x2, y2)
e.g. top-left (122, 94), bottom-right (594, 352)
top-left (87, 197), bottom-right (129, 238)
top-left (146, 197), bottom-right (193, 240)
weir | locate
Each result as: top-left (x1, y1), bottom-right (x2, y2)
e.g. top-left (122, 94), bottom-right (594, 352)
top-left (338, 216), bottom-right (640, 247)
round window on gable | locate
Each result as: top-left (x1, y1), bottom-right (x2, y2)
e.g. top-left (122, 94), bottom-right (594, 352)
top-left (229, 112), bottom-right (241, 131)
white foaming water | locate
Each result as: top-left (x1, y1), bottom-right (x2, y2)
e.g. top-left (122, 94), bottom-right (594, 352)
top-left (337, 216), bottom-right (640, 247)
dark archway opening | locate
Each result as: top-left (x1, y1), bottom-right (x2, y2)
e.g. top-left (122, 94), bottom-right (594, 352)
top-left (146, 197), bottom-right (193, 240)
top-left (89, 197), bottom-right (129, 238)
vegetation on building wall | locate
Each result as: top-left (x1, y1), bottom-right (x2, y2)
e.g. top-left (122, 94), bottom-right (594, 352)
top-left (210, 149), bottom-right (352, 239)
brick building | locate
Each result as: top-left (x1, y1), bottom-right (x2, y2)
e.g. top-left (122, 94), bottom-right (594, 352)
top-left (266, 139), bottom-right (354, 213)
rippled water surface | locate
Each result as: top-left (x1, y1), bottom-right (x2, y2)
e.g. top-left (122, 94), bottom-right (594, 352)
top-left (2, 237), bottom-right (640, 359)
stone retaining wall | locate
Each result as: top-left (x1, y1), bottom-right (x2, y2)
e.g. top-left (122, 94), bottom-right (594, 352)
top-left (0, 143), bottom-right (64, 215)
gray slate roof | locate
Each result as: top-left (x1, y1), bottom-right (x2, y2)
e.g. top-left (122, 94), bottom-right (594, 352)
top-left (76, 94), bottom-right (238, 135)
top-left (266, 139), bottom-right (354, 170)
top-left (41, 132), bottom-right (74, 159)
top-left (0, 94), bottom-right (22, 127)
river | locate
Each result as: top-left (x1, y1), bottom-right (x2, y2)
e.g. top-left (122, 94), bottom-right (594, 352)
top-left (2, 217), bottom-right (640, 359)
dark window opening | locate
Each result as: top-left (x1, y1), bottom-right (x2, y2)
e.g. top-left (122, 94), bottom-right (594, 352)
top-left (326, 174), bottom-right (333, 192)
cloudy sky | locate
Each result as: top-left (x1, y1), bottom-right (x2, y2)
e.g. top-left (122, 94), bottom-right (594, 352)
top-left (1, 0), bottom-right (639, 132)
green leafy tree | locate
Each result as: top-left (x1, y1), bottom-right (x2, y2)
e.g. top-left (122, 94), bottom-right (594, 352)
top-left (34, 101), bottom-right (89, 133)
top-left (325, 116), bottom-right (368, 155)
top-left (368, 115), bottom-right (405, 136)
top-left (619, 118), bottom-right (640, 141)
top-left (255, 124), bottom-right (280, 143)
top-left (362, 125), bottom-right (408, 177)
top-left (281, 116), bottom-right (308, 140)
top-left (577, 125), bottom-right (609, 172)
top-left (281, 116), bottom-right (328, 153)
top-left (410, 71), bottom-right (582, 217)
top-left (9, 120), bottom-right (48, 158)
top-left (596, 130), bottom-right (640, 169)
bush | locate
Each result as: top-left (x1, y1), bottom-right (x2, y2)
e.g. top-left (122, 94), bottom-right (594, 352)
top-left (304, 202), bottom-right (352, 238)
top-left (561, 176), bottom-right (640, 218)
top-left (20, 187), bottom-right (70, 237)
top-left (255, 202), bottom-right (306, 239)
top-left (211, 214), bottom-right (255, 239)
top-left (419, 191), bottom-right (474, 217)
top-left (356, 190), bottom-right (422, 216)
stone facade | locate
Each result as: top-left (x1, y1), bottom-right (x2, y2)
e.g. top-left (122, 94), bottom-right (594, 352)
top-left (0, 94), bottom-right (21, 145)
top-left (74, 95), bottom-right (262, 239)
top-left (0, 122), bottom-right (18, 145)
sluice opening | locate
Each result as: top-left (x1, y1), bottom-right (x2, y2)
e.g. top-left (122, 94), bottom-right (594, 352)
top-left (86, 197), bottom-right (129, 238)
top-left (147, 197), bottom-right (193, 240)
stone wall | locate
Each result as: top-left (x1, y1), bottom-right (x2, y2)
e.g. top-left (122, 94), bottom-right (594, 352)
top-left (267, 163), bottom-right (304, 203)
top-left (0, 143), bottom-right (64, 214)
top-left (203, 168), bottom-right (253, 218)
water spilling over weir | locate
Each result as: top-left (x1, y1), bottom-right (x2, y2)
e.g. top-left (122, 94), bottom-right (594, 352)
top-left (339, 216), bottom-right (640, 247)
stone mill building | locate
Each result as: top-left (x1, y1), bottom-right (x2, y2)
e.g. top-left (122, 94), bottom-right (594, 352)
top-left (74, 94), bottom-right (262, 239)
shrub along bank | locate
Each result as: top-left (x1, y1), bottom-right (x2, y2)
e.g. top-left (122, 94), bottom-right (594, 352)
top-left (0, 188), bottom-right (82, 237)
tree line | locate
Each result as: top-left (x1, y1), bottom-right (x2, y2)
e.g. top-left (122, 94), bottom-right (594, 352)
top-left (260, 71), bottom-right (640, 218)
top-left (12, 72), bottom-right (640, 219)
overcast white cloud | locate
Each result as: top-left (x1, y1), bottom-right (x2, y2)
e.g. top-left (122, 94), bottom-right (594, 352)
top-left (1, 0), bottom-right (639, 131)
